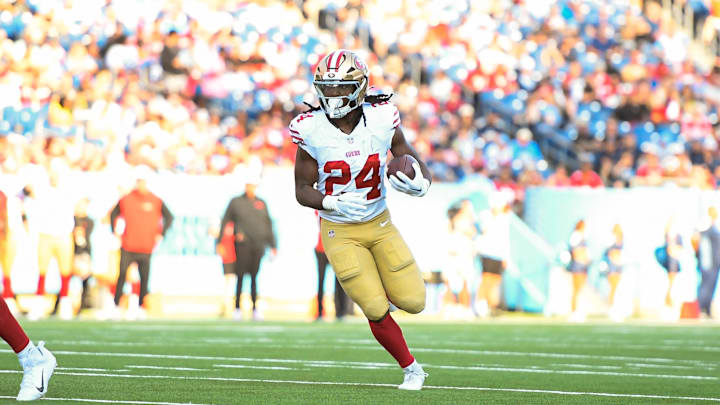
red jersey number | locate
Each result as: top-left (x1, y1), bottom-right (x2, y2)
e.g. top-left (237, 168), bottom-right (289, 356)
top-left (324, 153), bottom-right (381, 199)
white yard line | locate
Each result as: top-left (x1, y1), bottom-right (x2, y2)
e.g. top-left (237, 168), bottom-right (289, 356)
top-left (625, 363), bottom-right (698, 370)
top-left (0, 395), bottom-right (216, 405)
top-left (551, 363), bottom-right (623, 370)
top-left (408, 347), bottom-right (719, 366)
top-left (2, 372), bottom-right (718, 403)
top-left (126, 366), bottom-right (208, 372)
top-left (214, 364), bottom-right (304, 371)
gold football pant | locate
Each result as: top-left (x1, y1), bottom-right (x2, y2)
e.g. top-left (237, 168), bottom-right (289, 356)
top-left (38, 233), bottom-right (73, 277)
top-left (320, 210), bottom-right (425, 321)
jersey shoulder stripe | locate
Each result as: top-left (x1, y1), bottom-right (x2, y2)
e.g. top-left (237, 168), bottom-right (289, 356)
top-left (289, 111), bottom-right (322, 145)
top-left (289, 111), bottom-right (322, 157)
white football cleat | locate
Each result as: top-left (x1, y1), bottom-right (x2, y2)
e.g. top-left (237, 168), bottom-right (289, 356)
top-left (398, 360), bottom-right (427, 390)
top-left (16, 342), bottom-right (57, 401)
top-left (232, 309), bottom-right (243, 321)
top-left (58, 297), bottom-right (74, 320)
top-left (252, 309), bottom-right (263, 321)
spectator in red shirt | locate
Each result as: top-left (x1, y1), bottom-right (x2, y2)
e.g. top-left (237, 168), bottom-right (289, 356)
top-left (546, 164), bottom-right (572, 187)
top-left (635, 148), bottom-right (664, 186)
top-left (570, 157), bottom-right (604, 188)
top-left (110, 166), bottom-right (174, 315)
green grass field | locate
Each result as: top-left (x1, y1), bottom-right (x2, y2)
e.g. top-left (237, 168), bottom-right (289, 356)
top-left (0, 318), bottom-right (718, 404)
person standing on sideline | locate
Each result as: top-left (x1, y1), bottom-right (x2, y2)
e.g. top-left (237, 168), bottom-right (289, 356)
top-left (110, 166), bottom-right (173, 317)
top-left (217, 174), bottom-right (276, 321)
top-left (0, 189), bottom-right (20, 314)
top-left (696, 206), bottom-right (720, 319)
top-left (604, 224), bottom-right (625, 321)
top-left (314, 210), bottom-right (352, 321)
top-left (32, 161), bottom-right (76, 320)
top-left (567, 219), bottom-right (591, 322)
top-left (475, 194), bottom-right (511, 318)
top-left (215, 220), bottom-right (237, 317)
top-left (73, 197), bottom-right (95, 311)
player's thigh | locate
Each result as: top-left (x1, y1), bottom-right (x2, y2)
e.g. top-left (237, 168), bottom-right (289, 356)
top-left (326, 243), bottom-right (388, 320)
top-left (371, 226), bottom-right (425, 314)
top-left (321, 222), bottom-right (387, 320)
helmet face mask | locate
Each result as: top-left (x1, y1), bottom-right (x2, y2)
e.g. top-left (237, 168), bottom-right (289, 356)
top-left (314, 50), bottom-right (369, 119)
top-left (314, 79), bottom-right (366, 119)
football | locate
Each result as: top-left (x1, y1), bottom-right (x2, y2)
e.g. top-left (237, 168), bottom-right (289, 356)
top-left (387, 154), bottom-right (418, 179)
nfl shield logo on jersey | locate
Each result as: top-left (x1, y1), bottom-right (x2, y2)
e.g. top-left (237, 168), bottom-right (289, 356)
top-left (347, 137), bottom-right (354, 144)
top-left (328, 230), bottom-right (335, 238)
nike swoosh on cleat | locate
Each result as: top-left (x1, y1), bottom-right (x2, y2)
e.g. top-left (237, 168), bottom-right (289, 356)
top-left (36, 369), bottom-right (44, 393)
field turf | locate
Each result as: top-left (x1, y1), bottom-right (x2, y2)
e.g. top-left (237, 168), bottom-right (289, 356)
top-left (0, 318), bottom-right (718, 404)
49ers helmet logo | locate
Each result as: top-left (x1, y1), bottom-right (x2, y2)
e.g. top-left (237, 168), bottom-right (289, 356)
top-left (354, 58), bottom-right (367, 73)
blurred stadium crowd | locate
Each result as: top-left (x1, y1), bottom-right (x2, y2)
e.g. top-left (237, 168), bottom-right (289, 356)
top-left (2, 0), bottom-right (720, 207)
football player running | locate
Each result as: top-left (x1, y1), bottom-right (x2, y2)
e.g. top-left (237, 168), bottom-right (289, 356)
top-left (291, 50), bottom-right (431, 390)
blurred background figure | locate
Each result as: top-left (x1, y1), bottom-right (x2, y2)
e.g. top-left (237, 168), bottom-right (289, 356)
top-left (604, 224), bottom-right (625, 321)
top-left (72, 198), bottom-right (94, 313)
top-left (217, 168), bottom-right (276, 321)
top-left (313, 211), bottom-right (352, 322)
top-left (215, 221), bottom-right (237, 318)
top-left (110, 166), bottom-right (174, 320)
top-left (695, 206), bottom-right (720, 319)
top-left (0, 189), bottom-right (19, 315)
top-left (570, 156), bottom-right (604, 188)
top-left (313, 210), bottom-right (329, 321)
top-left (658, 219), bottom-right (684, 312)
top-left (444, 201), bottom-right (477, 319)
top-left (567, 220), bottom-right (590, 322)
top-left (31, 161), bottom-right (75, 320)
top-left (475, 193), bottom-right (511, 318)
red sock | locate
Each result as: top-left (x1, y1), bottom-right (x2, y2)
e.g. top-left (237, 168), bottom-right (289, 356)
top-left (0, 298), bottom-right (29, 353)
top-left (36, 274), bottom-right (46, 295)
top-left (59, 275), bottom-right (71, 297)
top-left (131, 282), bottom-right (140, 296)
top-left (2, 278), bottom-right (13, 298)
top-left (368, 313), bottom-right (414, 368)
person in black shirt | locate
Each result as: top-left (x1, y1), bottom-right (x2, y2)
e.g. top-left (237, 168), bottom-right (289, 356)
top-left (73, 198), bottom-right (94, 311)
top-left (217, 177), bottom-right (276, 321)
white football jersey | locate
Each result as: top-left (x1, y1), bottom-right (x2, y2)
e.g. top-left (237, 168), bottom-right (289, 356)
top-left (290, 101), bottom-right (401, 224)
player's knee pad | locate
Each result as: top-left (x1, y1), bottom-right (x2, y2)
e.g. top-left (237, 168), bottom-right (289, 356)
top-left (392, 276), bottom-right (426, 314)
top-left (363, 295), bottom-right (390, 321)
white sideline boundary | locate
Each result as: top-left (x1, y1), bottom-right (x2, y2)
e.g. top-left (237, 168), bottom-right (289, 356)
top-left (0, 396), bottom-right (215, 405)
top-left (1, 371), bottom-right (719, 403)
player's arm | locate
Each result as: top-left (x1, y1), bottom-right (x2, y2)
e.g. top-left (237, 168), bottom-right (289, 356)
top-left (390, 127), bottom-right (432, 185)
top-left (294, 146), bottom-right (324, 210)
top-left (294, 146), bottom-right (368, 219)
top-left (389, 127), bottom-right (431, 197)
